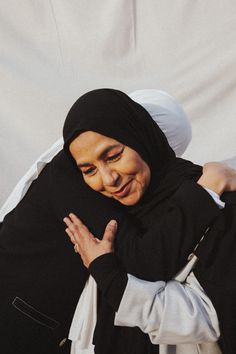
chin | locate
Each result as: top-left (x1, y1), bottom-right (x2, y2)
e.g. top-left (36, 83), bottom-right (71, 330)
top-left (117, 194), bottom-right (141, 206)
top-left (119, 200), bottom-right (135, 206)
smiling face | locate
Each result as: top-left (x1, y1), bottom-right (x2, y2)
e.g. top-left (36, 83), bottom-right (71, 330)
top-left (69, 131), bottom-right (151, 206)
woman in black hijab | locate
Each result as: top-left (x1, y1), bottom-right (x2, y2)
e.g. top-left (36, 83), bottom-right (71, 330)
top-left (1, 89), bottom-right (233, 354)
top-left (63, 89), bottom-right (236, 353)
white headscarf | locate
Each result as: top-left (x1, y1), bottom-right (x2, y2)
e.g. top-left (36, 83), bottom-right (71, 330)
top-left (129, 89), bottom-right (191, 157)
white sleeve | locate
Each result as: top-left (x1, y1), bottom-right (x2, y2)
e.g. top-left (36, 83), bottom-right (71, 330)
top-left (204, 187), bottom-right (225, 209)
top-left (114, 272), bottom-right (220, 345)
top-left (0, 137), bottom-right (63, 222)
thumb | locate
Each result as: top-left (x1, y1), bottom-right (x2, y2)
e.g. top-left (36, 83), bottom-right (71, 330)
top-left (103, 220), bottom-right (117, 243)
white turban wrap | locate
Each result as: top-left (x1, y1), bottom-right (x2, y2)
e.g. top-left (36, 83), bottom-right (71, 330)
top-left (130, 89), bottom-right (192, 157)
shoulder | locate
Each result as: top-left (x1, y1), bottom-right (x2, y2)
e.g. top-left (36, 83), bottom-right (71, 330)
top-left (48, 150), bottom-right (91, 198)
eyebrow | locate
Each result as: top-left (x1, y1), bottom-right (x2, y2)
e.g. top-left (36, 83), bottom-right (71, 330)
top-left (77, 144), bottom-right (123, 168)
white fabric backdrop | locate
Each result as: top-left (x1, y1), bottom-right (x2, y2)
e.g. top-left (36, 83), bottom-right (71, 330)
top-left (1, 0), bottom-right (236, 206)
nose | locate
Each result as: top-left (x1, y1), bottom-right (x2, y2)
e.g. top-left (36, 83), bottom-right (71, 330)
top-left (101, 166), bottom-right (120, 187)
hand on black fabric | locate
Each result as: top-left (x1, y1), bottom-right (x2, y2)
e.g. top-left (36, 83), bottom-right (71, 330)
top-left (197, 162), bottom-right (236, 195)
top-left (63, 213), bottom-right (117, 268)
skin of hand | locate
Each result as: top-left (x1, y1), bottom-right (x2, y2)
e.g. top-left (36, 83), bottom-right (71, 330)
top-left (63, 213), bottom-right (117, 268)
top-left (197, 162), bottom-right (236, 196)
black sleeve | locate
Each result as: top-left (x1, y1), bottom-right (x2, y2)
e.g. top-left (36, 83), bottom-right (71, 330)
top-left (89, 253), bottom-right (128, 311)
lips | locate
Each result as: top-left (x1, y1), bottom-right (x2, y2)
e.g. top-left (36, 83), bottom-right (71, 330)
top-left (112, 180), bottom-right (133, 198)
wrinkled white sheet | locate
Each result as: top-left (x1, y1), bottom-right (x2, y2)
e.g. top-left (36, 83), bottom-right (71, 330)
top-left (1, 0), bottom-right (236, 205)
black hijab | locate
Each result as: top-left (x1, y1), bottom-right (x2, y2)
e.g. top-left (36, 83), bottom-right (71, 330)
top-left (63, 88), bottom-right (201, 217)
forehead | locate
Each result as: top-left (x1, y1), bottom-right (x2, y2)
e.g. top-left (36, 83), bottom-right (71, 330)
top-left (69, 131), bottom-right (122, 160)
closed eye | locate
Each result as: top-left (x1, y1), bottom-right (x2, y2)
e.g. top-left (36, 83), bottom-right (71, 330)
top-left (82, 166), bottom-right (96, 176)
top-left (80, 146), bottom-right (124, 176)
top-left (106, 149), bottom-right (123, 162)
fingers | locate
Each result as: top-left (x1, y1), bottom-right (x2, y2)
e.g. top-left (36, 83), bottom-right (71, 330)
top-left (63, 217), bottom-right (79, 243)
top-left (103, 220), bottom-right (117, 243)
top-left (64, 213), bottom-right (90, 233)
top-left (63, 215), bottom-right (117, 261)
top-left (64, 213), bottom-right (92, 240)
top-left (69, 213), bottom-right (89, 231)
top-left (63, 212), bottom-right (97, 262)
top-left (63, 216), bottom-right (77, 234)
top-left (63, 215), bottom-right (116, 267)
top-left (65, 227), bottom-right (76, 245)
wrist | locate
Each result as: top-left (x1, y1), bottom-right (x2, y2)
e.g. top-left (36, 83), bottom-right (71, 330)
top-left (89, 251), bottom-right (113, 267)
top-left (197, 176), bottom-right (226, 196)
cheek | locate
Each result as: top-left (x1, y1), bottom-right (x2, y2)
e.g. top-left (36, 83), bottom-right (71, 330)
top-left (127, 159), bottom-right (147, 178)
top-left (83, 176), bottom-right (103, 192)
top-left (119, 155), bottom-right (143, 176)
top-left (130, 160), bottom-right (150, 188)
top-left (84, 177), bottom-right (112, 198)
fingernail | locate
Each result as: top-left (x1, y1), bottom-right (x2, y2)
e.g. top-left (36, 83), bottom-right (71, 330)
top-left (109, 220), bottom-right (117, 227)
